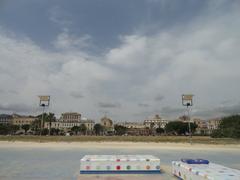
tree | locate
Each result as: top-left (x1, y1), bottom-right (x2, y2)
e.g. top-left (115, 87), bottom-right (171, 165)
top-left (0, 124), bottom-right (9, 135)
top-left (165, 121), bottom-right (197, 135)
top-left (10, 125), bottom-right (20, 135)
top-left (79, 124), bottom-right (87, 135)
top-left (150, 122), bottom-right (156, 135)
top-left (50, 128), bottom-right (60, 135)
top-left (114, 125), bottom-right (127, 135)
top-left (46, 113), bottom-right (56, 135)
top-left (22, 124), bottom-right (30, 134)
top-left (156, 127), bottom-right (164, 135)
top-left (211, 115), bottom-right (240, 138)
top-left (41, 128), bottom-right (49, 135)
top-left (30, 119), bottom-right (41, 135)
top-left (71, 126), bottom-right (80, 135)
top-left (36, 112), bottom-right (56, 135)
top-left (94, 123), bottom-right (103, 135)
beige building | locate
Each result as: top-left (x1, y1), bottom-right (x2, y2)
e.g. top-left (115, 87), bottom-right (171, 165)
top-left (12, 114), bottom-right (36, 126)
top-left (60, 112), bottom-right (81, 122)
top-left (100, 116), bottom-right (114, 131)
top-left (178, 115), bottom-right (191, 123)
top-left (0, 114), bottom-right (13, 124)
top-left (116, 122), bottom-right (150, 136)
top-left (207, 118), bottom-right (221, 133)
top-left (82, 119), bottom-right (95, 131)
top-left (193, 118), bottom-right (208, 135)
top-left (144, 114), bottom-right (168, 129)
top-left (44, 118), bottom-right (95, 132)
top-left (117, 122), bottom-right (145, 129)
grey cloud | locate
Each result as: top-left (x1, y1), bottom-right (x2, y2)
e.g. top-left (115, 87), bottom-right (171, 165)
top-left (98, 102), bottom-right (121, 108)
top-left (0, 103), bottom-right (34, 113)
top-left (220, 99), bottom-right (234, 105)
top-left (49, 6), bottom-right (72, 27)
top-left (0, 89), bottom-right (17, 94)
top-left (1, 0), bottom-right (240, 121)
top-left (70, 91), bottom-right (84, 99)
top-left (154, 95), bottom-right (164, 102)
top-left (193, 108), bottom-right (220, 118)
top-left (8, 90), bottom-right (18, 94)
top-left (193, 103), bottom-right (240, 118)
top-left (161, 106), bottom-right (184, 114)
top-left (132, 111), bottom-right (154, 118)
top-left (217, 103), bottom-right (240, 115)
top-left (160, 106), bottom-right (185, 119)
top-left (138, 103), bottom-right (150, 107)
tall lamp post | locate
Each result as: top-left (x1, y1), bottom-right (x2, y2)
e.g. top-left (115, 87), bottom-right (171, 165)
top-left (182, 94), bottom-right (193, 144)
top-left (38, 96), bottom-right (50, 136)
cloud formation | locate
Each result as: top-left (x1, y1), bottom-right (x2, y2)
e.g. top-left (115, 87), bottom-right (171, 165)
top-left (69, 91), bottom-right (84, 99)
top-left (0, 103), bottom-right (34, 113)
top-left (98, 102), bottom-right (121, 109)
top-left (138, 103), bottom-right (150, 107)
top-left (0, 1), bottom-right (240, 121)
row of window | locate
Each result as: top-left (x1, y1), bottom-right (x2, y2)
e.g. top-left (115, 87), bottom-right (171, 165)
top-left (14, 121), bottom-right (32, 124)
top-left (48, 123), bottom-right (93, 128)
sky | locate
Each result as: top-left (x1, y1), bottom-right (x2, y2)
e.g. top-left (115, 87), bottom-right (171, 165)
top-left (0, 0), bottom-right (240, 122)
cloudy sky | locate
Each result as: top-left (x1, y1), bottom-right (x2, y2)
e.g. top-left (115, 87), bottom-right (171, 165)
top-left (0, 0), bottom-right (240, 121)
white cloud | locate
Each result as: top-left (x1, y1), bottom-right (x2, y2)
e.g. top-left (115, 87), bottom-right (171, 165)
top-left (0, 1), bottom-right (240, 120)
top-left (49, 6), bottom-right (72, 27)
top-left (103, 1), bottom-right (240, 119)
top-left (53, 29), bottom-right (92, 50)
top-left (0, 28), bottom-right (112, 118)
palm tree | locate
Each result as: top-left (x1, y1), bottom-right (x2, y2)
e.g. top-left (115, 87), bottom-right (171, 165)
top-left (31, 119), bottom-right (41, 135)
top-left (47, 113), bottom-right (56, 136)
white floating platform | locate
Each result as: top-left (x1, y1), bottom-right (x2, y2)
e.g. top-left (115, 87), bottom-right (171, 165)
top-left (172, 160), bottom-right (240, 180)
top-left (80, 155), bottom-right (161, 174)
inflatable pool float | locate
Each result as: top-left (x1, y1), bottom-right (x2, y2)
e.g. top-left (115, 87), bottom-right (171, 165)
top-left (80, 155), bottom-right (161, 174)
top-left (172, 159), bottom-right (240, 180)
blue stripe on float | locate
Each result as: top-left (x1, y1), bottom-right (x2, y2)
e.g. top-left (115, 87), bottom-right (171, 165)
top-left (80, 170), bottom-right (161, 174)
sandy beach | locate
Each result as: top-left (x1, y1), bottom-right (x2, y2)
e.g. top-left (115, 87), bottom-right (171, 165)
top-left (0, 141), bottom-right (239, 180)
top-left (1, 141), bottom-right (240, 150)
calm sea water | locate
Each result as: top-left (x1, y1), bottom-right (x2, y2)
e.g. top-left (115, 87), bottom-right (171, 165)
top-left (0, 145), bottom-right (239, 180)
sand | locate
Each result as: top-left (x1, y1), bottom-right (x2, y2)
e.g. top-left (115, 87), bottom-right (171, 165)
top-left (0, 141), bottom-right (240, 151)
top-left (0, 141), bottom-right (239, 180)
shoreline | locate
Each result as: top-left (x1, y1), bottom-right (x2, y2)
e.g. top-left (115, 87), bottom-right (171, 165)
top-left (1, 141), bottom-right (240, 150)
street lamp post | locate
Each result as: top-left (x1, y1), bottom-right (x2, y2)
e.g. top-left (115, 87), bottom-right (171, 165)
top-left (182, 94), bottom-right (194, 144)
top-left (38, 96), bottom-right (50, 136)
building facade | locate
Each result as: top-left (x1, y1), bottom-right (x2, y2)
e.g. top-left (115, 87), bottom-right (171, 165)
top-left (82, 119), bottom-right (95, 131)
top-left (144, 114), bottom-right (168, 129)
top-left (60, 112), bottom-right (81, 122)
top-left (12, 114), bottom-right (36, 127)
top-left (0, 114), bottom-right (13, 124)
top-left (100, 116), bottom-right (114, 131)
top-left (193, 118), bottom-right (208, 135)
top-left (117, 122), bottom-right (145, 129)
top-left (116, 122), bottom-right (150, 136)
top-left (207, 118), bottom-right (221, 134)
top-left (44, 118), bottom-right (95, 132)
top-left (178, 115), bottom-right (191, 123)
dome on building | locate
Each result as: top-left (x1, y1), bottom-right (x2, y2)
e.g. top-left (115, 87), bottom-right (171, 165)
top-left (100, 116), bottom-right (113, 127)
